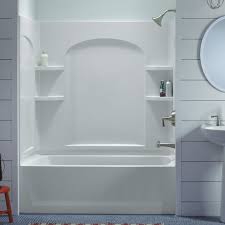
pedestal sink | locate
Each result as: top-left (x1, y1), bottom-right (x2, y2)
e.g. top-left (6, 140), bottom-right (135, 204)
top-left (201, 124), bottom-right (225, 146)
top-left (201, 124), bottom-right (225, 222)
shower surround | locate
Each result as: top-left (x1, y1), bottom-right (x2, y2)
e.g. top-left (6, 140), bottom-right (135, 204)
top-left (19, 17), bottom-right (175, 214)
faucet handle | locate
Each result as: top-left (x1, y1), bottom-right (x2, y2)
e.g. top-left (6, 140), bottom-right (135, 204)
top-left (162, 111), bottom-right (176, 127)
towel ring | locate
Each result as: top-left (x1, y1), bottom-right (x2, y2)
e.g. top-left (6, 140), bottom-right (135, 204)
top-left (207, 0), bottom-right (224, 9)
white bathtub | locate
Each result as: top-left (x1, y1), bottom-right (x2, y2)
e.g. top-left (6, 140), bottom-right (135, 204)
top-left (20, 152), bottom-right (175, 214)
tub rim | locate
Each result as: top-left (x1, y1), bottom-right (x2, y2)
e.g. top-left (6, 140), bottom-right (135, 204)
top-left (20, 153), bottom-right (176, 168)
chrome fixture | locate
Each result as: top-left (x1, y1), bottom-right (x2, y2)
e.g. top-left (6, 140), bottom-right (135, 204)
top-left (162, 110), bottom-right (176, 127)
top-left (211, 115), bottom-right (221, 126)
top-left (157, 141), bottom-right (175, 149)
top-left (207, 0), bottom-right (224, 9)
top-left (152, 9), bottom-right (176, 27)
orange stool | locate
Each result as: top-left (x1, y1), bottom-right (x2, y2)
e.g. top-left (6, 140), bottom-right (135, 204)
top-left (0, 186), bottom-right (13, 223)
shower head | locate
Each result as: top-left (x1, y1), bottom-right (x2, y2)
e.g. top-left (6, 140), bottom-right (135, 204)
top-left (152, 15), bottom-right (164, 27)
top-left (152, 9), bottom-right (176, 27)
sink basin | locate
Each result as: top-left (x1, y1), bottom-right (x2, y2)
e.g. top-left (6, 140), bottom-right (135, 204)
top-left (201, 124), bottom-right (225, 146)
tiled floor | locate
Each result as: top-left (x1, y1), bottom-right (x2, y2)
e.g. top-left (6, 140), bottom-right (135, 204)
top-left (0, 215), bottom-right (224, 225)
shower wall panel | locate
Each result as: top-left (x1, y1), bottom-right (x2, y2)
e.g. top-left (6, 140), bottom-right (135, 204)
top-left (38, 22), bottom-right (171, 153)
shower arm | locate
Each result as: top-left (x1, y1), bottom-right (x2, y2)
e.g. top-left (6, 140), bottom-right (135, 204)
top-left (161, 9), bottom-right (176, 17)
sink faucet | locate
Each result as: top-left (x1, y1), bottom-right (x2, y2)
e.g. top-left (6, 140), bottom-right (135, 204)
top-left (162, 110), bottom-right (176, 127)
top-left (211, 115), bottom-right (221, 126)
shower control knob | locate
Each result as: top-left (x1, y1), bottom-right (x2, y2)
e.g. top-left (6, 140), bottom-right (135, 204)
top-left (162, 110), bottom-right (176, 127)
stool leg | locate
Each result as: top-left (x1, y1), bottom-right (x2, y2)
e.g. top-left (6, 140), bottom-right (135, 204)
top-left (5, 192), bottom-right (13, 223)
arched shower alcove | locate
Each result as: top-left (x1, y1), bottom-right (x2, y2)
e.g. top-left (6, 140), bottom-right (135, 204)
top-left (65, 38), bottom-right (145, 148)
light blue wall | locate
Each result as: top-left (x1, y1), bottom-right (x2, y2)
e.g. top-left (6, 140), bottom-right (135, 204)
top-left (36, 0), bottom-right (176, 21)
top-left (19, 0), bottom-right (36, 19)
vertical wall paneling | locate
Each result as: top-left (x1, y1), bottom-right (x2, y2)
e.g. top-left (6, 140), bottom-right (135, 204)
top-left (0, 0), bottom-right (18, 214)
top-left (176, 0), bottom-right (225, 216)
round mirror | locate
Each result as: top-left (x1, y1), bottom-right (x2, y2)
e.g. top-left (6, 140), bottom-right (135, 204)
top-left (201, 16), bottom-right (225, 92)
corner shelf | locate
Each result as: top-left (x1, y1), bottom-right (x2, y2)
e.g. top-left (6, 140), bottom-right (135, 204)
top-left (145, 65), bottom-right (173, 71)
top-left (35, 96), bottom-right (64, 102)
top-left (145, 96), bottom-right (173, 102)
top-left (35, 66), bottom-right (64, 72)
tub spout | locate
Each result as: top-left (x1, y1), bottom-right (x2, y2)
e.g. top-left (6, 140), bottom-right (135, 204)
top-left (157, 141), bottom-right (175, 149)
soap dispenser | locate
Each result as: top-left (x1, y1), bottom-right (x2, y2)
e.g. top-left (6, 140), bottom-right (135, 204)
top-left (39, 51), bottom-right (48, 67)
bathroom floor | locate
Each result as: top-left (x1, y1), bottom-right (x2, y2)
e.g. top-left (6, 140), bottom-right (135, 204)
top-left (0, 214), bottom-right (224, 225)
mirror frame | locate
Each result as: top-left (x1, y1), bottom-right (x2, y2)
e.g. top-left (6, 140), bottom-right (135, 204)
top-left (200, 16), bottom-right (225, 92)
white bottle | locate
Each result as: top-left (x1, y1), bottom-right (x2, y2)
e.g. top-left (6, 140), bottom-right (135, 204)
top-left (40, 51), bottom-right (48, 67)
top-left (166, 80), bottom-right (173, 97)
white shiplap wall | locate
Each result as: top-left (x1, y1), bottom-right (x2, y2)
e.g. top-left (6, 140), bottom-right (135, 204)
top-left (176, 0), bottom-right (225, 217)
top-left (0, 0), bottom-right (18, 214)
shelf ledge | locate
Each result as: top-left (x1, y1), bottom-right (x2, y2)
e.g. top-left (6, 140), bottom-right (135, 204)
top-left (145, 65), bottom-right (173, 71)
top-left (35, 66), bottom-right (64, 72)
top-left (145, 96), bottom-right (173, 102)
top-left (35, 96), bottom-right (65, 102)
